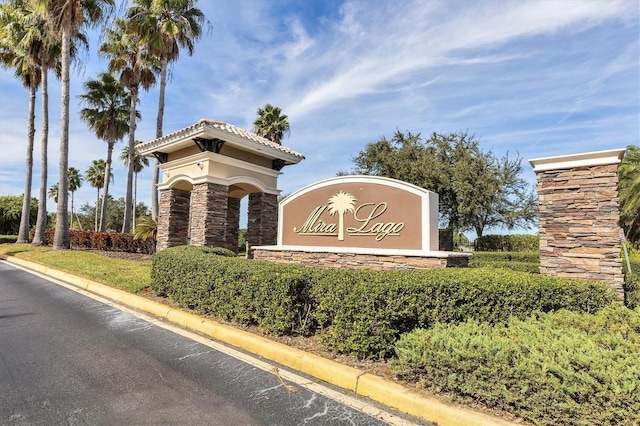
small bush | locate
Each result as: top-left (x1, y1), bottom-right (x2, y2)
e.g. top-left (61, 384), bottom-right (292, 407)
top-left (475, 234), bottom-right (538, 252)
top-left (391, 305), bottom-right (640, 426)
top-left (0, 235), bottom-right (18, 244)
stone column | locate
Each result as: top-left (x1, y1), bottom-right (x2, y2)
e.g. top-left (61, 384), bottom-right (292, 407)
top-left (247, 192), bottom-right (278, 256)
top-left (530, 149), bottom-right (626, 297)
top-left (225, 197), bottom-right (241, 253)
top-left (157, 188), bottom-right (190, 251)
top-left (189, 182), bottom-right (229, 248)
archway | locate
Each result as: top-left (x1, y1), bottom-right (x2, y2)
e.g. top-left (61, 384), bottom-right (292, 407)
top-left (137, 119), bottom-right (304, 253)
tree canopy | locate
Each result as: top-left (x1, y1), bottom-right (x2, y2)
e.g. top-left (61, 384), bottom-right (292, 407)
top-left (0, 195), bottom-right (37, 235)
top-left (252, 104), bottom-right (290, 145)
top-left (618, 144), bottom-right (640, 247)
top-left (344, 130), bottom-right (537, 236)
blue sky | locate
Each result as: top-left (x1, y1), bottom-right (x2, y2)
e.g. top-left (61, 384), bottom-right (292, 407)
top-left (0, 0), bottom-right (638, 236)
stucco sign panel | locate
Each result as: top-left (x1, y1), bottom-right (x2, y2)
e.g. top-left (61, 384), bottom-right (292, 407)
top-left (278, 176), bottom-right (439, 251)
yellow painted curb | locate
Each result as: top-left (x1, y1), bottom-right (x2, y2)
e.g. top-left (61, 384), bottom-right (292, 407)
top-left (3, 256), bottom-right (517, 426)
top-left (357, 374), bottom-right (515, 426)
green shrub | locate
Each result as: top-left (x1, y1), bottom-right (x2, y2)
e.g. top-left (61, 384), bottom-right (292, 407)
top-left (469, 252), bottom-right (540, 274)
top-left (475, 234), bottom-right (538, 252)
top-left (312, 268), bottom-right (613, 359)
top-left (0, 235), bottom-right (18, 244)
top-left (151, 247), bottom-right (614, 359)
top-left (27, 229), bottom-right (156, 253)
top-left (630, 251), bottom-right (640, 274)
top-left (625, 273), bottom-right (639, 309)
top-left (152, 246), bottom-right (314, 335)
top-left (0, 196), bottom-right (37, 235)
top-left (391, 305), bottom-right (640, 426)
top-left (470, 260), bottom-right (539, 274)
top-left (471, 251), bottom-right (540, 263)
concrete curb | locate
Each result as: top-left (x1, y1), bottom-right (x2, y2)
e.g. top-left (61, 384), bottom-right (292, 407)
top-left (3, 256), bottom-right (516, 426)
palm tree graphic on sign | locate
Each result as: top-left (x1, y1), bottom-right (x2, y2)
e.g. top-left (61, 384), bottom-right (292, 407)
top-left (327, 191), bottom-right (357, 241)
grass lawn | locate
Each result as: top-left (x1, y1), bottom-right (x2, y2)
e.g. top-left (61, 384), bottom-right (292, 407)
top-left (0, 243), bottom-right (151, 293)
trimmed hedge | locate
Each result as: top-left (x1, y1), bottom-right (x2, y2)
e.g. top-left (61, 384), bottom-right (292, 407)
top-left (312, 268), bottom-right (614, 358)
top-left (152, 246), bottom-right (315, 335)
top-left (28, 229), bottom-right (155, 253)
top-left (470, 251), bottom-right (540, 274)
top-left (0, 235), bottom-right (18, 244)
top-left (391, 305), bottom-right (640, 426)
top-left (151, 247), bottom-right (615, 359)
top-left (474, 234), bottom-right (538, 252)
top-left (471, 251), bottom-right (540, 263)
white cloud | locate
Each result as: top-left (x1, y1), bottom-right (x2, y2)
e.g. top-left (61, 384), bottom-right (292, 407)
top-left (0, 0), bottom-right (638, 227)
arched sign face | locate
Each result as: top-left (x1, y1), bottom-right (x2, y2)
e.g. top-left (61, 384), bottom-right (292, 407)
top-left (278, 176), bottom-right (439, 251)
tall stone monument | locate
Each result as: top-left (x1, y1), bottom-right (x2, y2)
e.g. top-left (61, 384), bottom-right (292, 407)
top-left (530, 149), bottom-right (626, 297)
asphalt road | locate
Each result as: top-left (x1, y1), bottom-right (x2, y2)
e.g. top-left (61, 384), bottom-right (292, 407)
top-left (0, 262), bottom-right (410, 425)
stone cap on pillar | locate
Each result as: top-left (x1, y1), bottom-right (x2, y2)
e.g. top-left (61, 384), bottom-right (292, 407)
top-left (529, 148), bottom-right (626, 172)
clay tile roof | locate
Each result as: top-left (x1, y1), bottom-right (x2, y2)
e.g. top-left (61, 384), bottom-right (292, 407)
top-left (137, 119), bottom-right (305, 161)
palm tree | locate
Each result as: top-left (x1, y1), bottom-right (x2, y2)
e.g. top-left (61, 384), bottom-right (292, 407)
top-left (120, 140), bottom-right (149, 230)
top-left (49, 167), bottom-right (82, 223)
top-left (126, 0), bottom-right (209, 220)
top-left (100, 17), bottom-right (156, 233)
top-left (0, 0), bottom-right (39, 243)
top-left (48, 183), bottom-right (59, 203)
top-left (67, 166), bottom-right (83, 230)
top-left (85, 159), bottom-right (111, 231)
top-left (619, 145), bottom-right (640, 247)
top-left (327, 191), bottom-right (357, 241)
top-left (252, 104), bottom-right (291, 145)
top-left (134, 215), bottom-right (157, 241)
top-left (78, 72), bottom-right (131, 231)
top-left (0, 0), bottom-right (56, 244)
top-left (42, 0), bottom-right (114, 250)
top-left (4, 1), bottom-right (87, 245)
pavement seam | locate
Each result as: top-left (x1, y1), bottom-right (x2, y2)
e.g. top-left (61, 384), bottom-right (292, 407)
top-left (2, 256), bottom-right (518, 426)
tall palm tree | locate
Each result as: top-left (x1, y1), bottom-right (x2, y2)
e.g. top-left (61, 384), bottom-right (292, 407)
top-left (126, 0), bottom-right (209, 220)
top-left (42, 0), bottom-right (114, 250)
top-left (78, 72), bottom-right (131, 231)
top-left (5, 1), bottom-right (86, 245)
top-left (120, 140), bottom-right (149, 230)
top-left (252, 104), bottom-right (291, 145)
top-left (0, 0), bottom-right (62, 244)
top-left (327, 191), bottom-right (357, 241)
top-left (0, 0), bottom-right (41, 244)
top-left (619, 145), bottom-right (640, 246)
top-left (99, 17), bottom-right (156, 233)
top-left (67, 166), bottom-right (83, 230)
top-left (85, 159), bottom-right (111, 231)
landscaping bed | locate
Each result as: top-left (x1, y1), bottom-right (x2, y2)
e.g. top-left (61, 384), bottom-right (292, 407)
top-left (3, 243), bottom-right (638, 425)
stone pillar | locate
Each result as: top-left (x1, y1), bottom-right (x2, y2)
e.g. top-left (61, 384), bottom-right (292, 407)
top-left (189, 182), bottom-right (229, 248)
top-left (530, 149), bottom-right (626, 297)
top-left (247, 192), bottom-right (278, 256)
top-left (157, 188), bottom-right (190, 251)
top-left (225, 197), bottom-right (241, 253)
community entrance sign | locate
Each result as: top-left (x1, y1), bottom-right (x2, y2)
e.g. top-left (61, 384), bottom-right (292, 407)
top-left (279, 176), bottom-right (439, 251)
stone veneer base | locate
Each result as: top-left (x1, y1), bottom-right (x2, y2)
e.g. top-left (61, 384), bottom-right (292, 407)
top-left (251, 246), bottom-right (470, 270)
